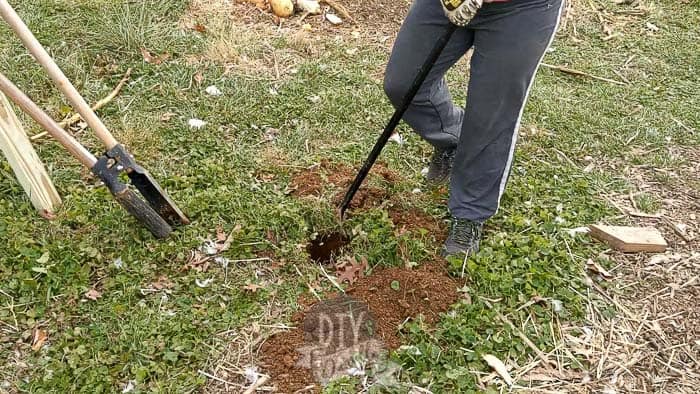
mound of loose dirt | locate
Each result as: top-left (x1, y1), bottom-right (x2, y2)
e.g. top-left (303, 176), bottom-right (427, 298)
top-left (347, 262), bottom-right (460, 348)
top-left (289, 161), bottom-right (400, 211)
top-left (259, 261), bottom-right (461, 392)
top-left (389, 206), bottom-right (447, 242)
top-left (288, 161), bottom-right (354, 197)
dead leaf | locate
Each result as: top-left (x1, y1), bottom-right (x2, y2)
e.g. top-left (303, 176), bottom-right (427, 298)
top-left (585, 259), bottom-right (613, 279)
top-left (151, 275), bottom-right (174, 290)
top-left (140, 48), bottom-right (170, 65)
top-left (140, 48), bottom-right (155, 63)
top-left (335, 256), bottom-right (368, 284)
top-left (194, 72), bottom-right (204, 86)
top-left (647, 253), bottom-right (683, 266)
top-left (336, 269), bottom-right (356, 285)
top-left (183, 19), bottom-right (206, 33)
top-left (216, 225), bottom-right (227, 242)
top-left (160, 112), bottom-right (176, 122)
top-left (185, 250), bottom-right (211, 272)
top-left (243, 283), bottom-right (264, 292)
top-left (31, 328), bottom-right (48, 351)
top-left (482, 354), bottom-right (514, 386)
top-left (85, 288), bottom-right (102, 301)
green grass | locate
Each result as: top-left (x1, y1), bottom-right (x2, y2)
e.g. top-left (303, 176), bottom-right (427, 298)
top-left (0, 0), bottom-right (698, 392)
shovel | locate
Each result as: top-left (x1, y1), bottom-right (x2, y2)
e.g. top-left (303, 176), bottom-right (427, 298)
top-left (338, 24), bottom-right (457, 219)
top-left (0, 0), bottom-right (189, 238)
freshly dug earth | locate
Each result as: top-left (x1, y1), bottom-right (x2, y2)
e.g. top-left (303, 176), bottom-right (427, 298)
top-left (259, 261), bottom-right (461, 392)
top-left (289, 161), bottom-right (400, 211)
top-left (288, 161), bottom-right (354, 197)
top-left (389, 206), bottom-right (447, 242)
top-left (348, 261), bottom-right (460, 349)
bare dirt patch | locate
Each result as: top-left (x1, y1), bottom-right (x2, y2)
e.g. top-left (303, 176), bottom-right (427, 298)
top-left (288, 161), bottom-right (400, 211)
top-left (388, 205), bottom-right (447, 242)
top-left (259, 260), bottom-right (461, 392)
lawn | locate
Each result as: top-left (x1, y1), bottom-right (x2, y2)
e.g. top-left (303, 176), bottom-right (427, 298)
top-left (0, 0), bottom-right (698, 393)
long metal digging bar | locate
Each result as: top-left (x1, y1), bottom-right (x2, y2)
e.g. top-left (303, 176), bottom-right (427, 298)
top-left (338, 24), bottom-right (457, 219)
top-left (0, 0), bottom-right (189, 226)
top-left (0, 71), bottom-right (173, 239)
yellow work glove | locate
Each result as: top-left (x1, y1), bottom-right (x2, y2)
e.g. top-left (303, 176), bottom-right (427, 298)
top-left (441, 0), bottom-right (483, 26)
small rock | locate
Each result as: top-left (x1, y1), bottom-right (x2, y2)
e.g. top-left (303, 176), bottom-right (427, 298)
top-left (205, 85), bottom-right (222, 96)
top-left (245, 366), bottom-right (259, 384)
top-left (326, 13), bottom-right (342, 25)
top-left (389, 132), bottom-right (404, 145)
top-left (195, 278), bottom-right (214, 288)
top-left (122, 381), bottom-right (136, 393)
top-left (188, 118), bottom-right (207, 129)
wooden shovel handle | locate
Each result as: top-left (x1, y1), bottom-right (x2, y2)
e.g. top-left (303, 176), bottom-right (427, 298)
top-left (0, 0), bottom-right (118, 149)
top-left (0, 71), bottom-right (97, 168)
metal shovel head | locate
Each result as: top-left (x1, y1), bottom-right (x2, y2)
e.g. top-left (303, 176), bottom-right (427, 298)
top-left (91, 155), bottom-right (173, 239)
top-left (126, 167), bottom-right (190, 226)
top-left (104, 144), bottom-right (190, 226)
top-left (113, 188), bottom-right (173, 239)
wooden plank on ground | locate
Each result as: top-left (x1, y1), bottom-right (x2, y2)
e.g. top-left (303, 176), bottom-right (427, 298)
top-left (588, 224), bottom-right (668, 253)
top-left (0, 92), bottom-right (61, 214)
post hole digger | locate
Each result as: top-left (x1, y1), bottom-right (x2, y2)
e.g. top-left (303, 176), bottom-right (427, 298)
top-left (0, 0), bottom-right (189, 238)
top-left (338, 24), bottom-right (457, 219)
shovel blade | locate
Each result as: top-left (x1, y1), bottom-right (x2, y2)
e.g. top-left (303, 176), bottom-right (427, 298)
top-left (114, 188), bottom-right (173, 239)
top-left (127, 168), bottom-right (190, 226)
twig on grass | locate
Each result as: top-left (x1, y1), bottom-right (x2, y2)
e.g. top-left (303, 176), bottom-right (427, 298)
top-left (318, 263), bottom-right (345, 293)
top-left (662, 216), bottom-right (693, 242)
top-left (243, 374), bottom-right (270, 394)
top-left (293, 264), bottom-right (322, 301)
top-left (320, 0), bottom-right (355, 24)
top-left (198, 369), bottom-right (242, 388)
top-left (31, 68), bottom-right (133, 140)
top-left (541, 63), bottom-right (627, 86)
top-left (502, 313), bottom-right (555, 368)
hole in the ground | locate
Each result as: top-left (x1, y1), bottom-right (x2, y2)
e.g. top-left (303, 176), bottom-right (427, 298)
top-left (306, 231), bottom-right (350, 264)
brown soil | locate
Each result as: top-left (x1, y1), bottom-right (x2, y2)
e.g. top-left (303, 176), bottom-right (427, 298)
top-left (347, 262), bottom-right (460, 349)
top-left (388, 206), bottom-right (447, 242)
top-left (289, 161), bottom-right (400, 211)
top-left (259, 261), bottom-right (461, 392)
top-left (302, 295), bottom-right (376, 349)
top-left (259, 330), bottom-right (316, 392)
top-left (288, 161), bottom-right (353, 197)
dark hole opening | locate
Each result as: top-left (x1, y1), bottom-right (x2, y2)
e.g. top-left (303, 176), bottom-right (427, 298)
top-left (306, 231), bottom-right (350, 264)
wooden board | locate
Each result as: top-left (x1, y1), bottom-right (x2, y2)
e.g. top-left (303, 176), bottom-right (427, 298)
top-left (589, 224), bottom-right (668, 253)
top-left (0, 92), bottom-right (61, 213)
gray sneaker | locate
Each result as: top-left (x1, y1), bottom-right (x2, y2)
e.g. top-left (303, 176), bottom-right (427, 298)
top-left (442, 217), bottom-right (483, 258)
top-left (426, 147), bottom-right (455, 184)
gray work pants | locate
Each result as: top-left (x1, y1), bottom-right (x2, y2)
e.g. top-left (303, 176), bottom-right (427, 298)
top-left (384, 0), bottom-right (564, 221)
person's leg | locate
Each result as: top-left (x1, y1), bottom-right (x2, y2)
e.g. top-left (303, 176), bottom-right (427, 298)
top-left (448, 0), bottom-right (565, 222)
top-left (383, 0), bottom-right (474, 151)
